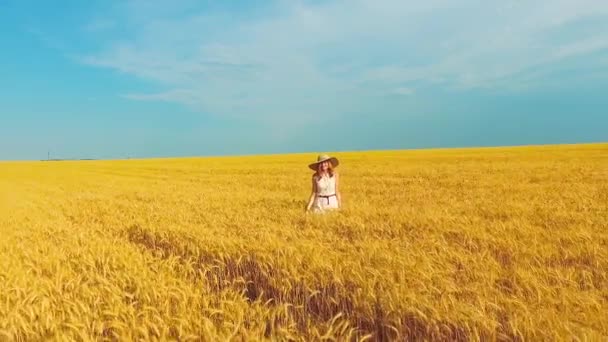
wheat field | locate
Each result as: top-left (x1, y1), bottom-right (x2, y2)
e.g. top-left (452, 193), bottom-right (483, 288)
top-left (0, 143), bottom-right (606, 341)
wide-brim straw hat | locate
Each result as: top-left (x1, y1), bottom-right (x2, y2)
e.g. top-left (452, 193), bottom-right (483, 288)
top-left (308, 154), bottom-right (339, 170)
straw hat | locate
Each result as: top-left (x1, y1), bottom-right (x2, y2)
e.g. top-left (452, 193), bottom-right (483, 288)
top-left (308, 154), bottom-right (339, 170)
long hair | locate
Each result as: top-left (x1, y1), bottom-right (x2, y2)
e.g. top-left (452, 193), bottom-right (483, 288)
top-left (315, 162), bottom-right (334, 179)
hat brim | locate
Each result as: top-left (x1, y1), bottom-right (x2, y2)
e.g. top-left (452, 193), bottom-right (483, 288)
top-left (308, 157), bottom-right (339, 170)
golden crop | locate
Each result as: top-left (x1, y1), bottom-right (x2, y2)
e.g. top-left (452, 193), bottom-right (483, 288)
top-left (0, 143), bottom-right (606, 341)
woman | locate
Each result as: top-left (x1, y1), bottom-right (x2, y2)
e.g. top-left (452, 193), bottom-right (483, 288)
top-left (305, 154), bottom-right (342, 213)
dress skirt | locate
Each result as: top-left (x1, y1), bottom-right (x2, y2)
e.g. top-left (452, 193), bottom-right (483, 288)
top-left (312, 195), bottom-right (339, 213)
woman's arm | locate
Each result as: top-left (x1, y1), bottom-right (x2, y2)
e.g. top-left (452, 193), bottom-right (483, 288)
top-left (305, 175), bottom-right (317, 212)
top-left (335, 172), bottom-right (341, 208)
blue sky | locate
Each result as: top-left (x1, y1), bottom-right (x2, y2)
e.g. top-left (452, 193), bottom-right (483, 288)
top-left (1, 0), bottom-right (607, 160)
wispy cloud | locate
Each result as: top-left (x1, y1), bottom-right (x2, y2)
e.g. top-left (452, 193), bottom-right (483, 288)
top-left (82, 0), bottom-right (608, 124)
top-left (84, 19), bottom-right (116, 32)
top-left (392, 87), bottom-right (414, 96)
top-left (26, 27), bottom-right (69, 51)
top-left (552, 37), bottom-right (608, 60)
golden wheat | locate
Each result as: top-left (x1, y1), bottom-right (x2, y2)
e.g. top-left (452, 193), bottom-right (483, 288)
top-left (0, 143), bottom-right (606, 341)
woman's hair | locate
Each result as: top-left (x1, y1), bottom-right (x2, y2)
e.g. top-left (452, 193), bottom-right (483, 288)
top-left (315, 162), bottom-right (334, 178)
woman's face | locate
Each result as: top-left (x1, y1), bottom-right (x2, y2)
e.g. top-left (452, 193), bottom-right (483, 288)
top-left (319, 161), bottom-right (330, 171)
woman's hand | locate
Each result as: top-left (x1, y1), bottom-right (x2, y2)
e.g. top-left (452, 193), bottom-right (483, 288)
top-left (305, 174), bottom-right (317, 213)
top-left (335, 172), bottom-right (342, 209)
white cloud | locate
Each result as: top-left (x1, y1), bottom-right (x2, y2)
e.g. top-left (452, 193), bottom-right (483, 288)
top-left (392, 87), bottom-right (414, 96)
top-left (82, 0), bottom-right (608, 124)
top-left (553, 37), bottom-right (608, 59)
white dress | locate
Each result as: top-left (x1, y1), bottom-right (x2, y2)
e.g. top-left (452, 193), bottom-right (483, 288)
top-left (313, 174), bottom-right (339, 213)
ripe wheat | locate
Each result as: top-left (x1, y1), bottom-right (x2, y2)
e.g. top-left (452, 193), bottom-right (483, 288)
top-left (0, 143), bottom-right (606, 341)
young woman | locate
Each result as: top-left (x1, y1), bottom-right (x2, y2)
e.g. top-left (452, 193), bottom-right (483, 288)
top-left (305, 154), bottom-right (341, 213)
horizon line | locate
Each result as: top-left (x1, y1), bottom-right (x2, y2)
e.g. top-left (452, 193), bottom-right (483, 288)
top-left (1, 141), bottom-right (606, 163)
